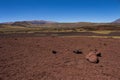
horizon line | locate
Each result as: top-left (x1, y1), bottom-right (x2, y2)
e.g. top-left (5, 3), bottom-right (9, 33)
top-left (0, 19), bottom-right (116, 23)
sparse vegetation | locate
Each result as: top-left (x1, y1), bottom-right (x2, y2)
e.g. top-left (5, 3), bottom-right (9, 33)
top-left (91, 31), bottom-right (113, 34)
top-left (0, 21), bottom-right (120, 38)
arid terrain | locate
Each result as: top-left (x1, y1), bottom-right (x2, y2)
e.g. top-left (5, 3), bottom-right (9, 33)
top-left (0, 20), bottom-right (120, 80)
top-left (0, 0), bottom-right (120, 79)
top-left (0, 35), bottom-right (120, 80)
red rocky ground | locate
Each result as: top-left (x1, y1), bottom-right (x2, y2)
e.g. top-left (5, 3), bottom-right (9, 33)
top-left (0, 36), bottom-right (120, 80)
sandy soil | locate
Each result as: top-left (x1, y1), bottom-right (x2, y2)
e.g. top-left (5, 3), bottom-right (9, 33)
top-left (0, 36), bottom-right (120, 80)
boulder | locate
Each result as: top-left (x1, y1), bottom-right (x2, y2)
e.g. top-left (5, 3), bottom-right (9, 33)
top-left (86, 51), bottom-right (99, 63)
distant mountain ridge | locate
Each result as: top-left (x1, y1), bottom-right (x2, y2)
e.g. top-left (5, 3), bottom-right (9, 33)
top-left (0, 19), bottom-right (120, 31)
top-left (1, 18), bottom-right (120, 24)
top-left (112, 18), bottom-right (120, 23)
top-left (21, 20), bottom-right (58, 24)
top-left (10, 20), bottom-right (58, 27)
top-left (0, 20), bottom-right (58, 25)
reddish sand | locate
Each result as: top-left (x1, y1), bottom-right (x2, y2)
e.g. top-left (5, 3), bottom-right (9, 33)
top-left (0, 36), bottom-right (120, 80)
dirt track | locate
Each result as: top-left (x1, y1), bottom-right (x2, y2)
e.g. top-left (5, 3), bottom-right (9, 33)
top-left (0, 36), bottom-right (120, 80)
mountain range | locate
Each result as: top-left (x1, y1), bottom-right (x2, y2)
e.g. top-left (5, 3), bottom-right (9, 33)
top-left (1, 20), bottom-right (57, 25)
top-left (0, 19), bottom-right (120, 29)
top-left (0, 18), bottom-right (120, 25)
top-left (0, 19), bottom-right (120, 31)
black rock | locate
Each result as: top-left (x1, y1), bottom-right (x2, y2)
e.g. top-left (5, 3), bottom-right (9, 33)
top-left (96, 52), bottom-right (102, 57)
top-left (73, 49), bottom-right (83, 54)
top-left (52, 50), bottom-right (57, 54)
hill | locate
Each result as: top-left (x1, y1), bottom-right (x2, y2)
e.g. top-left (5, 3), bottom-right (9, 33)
top-left (0, 20), bottom-right (120, 33)
top-left (112, 18), bottom-right (120, 23)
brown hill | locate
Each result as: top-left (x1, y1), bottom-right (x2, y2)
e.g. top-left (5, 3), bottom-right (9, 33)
top-left (0, 20), bottom-right (120, 31)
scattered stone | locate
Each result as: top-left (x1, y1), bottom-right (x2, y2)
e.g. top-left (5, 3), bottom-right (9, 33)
top-left (86, 51), bottom-right (99, 63)
top-left (96, 52), bottom-right (101, 57)
top-left (52, 50), bottom-right (57, 54)
top-left (94, 49), bottom-right (101, 57)
top-left (86, 54), bottom-right (99, 63)
top-left (73, 49), bottom-right (83, 54)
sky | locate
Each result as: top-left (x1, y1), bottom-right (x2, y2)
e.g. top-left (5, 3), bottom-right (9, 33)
top-left (0, 0), bottom-right (120, 23)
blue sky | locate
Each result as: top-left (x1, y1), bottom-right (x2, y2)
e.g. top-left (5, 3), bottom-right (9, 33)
top-left (0, 0), bottom-right (120, 23)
